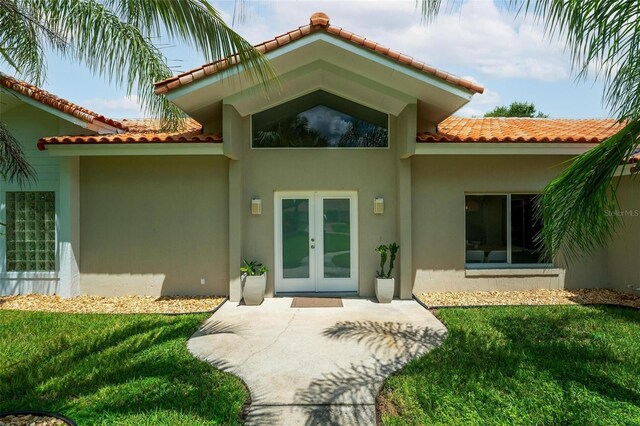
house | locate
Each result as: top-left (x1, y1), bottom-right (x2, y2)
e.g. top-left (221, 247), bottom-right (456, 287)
top-left (0, 12), bottom-right (637, 300)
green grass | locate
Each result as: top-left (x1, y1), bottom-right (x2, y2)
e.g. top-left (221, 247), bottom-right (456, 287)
top-left (0, 311), bottom-right (247, 425)
top-left (380, 305), bottom-right (640, 425)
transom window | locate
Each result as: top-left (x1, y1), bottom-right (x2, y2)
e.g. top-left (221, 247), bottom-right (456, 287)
top-left (465, 194), bottom-right (549, 267)
top-left (5, 192), bottom-right (56, 271)
top-left (252, 90), bottom-right (388, 148)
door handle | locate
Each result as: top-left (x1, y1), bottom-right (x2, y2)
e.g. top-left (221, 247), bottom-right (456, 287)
top-left (310, 245), bottom-right (315, 249)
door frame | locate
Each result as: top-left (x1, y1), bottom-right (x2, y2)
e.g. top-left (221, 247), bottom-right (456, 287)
top-left (274, 191), bottom-right (358, 294)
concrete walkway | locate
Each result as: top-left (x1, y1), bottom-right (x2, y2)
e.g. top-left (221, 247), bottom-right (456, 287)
top-left (188, 298), bottom-right (447, 425)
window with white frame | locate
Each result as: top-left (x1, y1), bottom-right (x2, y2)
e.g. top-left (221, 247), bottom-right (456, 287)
top-left (5, 192), bottom-right (56, 272)
top-left (465, 194), bottom-right (548, 266)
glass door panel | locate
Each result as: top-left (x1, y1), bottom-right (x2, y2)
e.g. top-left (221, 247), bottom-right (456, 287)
top-left (322, 199), bottom-right (351, 278)
top-left (282, 199), bottom-right (310, 279)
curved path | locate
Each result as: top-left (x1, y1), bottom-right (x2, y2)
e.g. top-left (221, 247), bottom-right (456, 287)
top-left (188, 298), bottom-right (447, 425)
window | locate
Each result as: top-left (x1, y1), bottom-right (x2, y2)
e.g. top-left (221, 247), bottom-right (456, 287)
top-left (5, 192), bottom-right (56, 272)
top-left (252, 90), bottom-right (388, 148)
top-left (465, 194), bottom-right (548, 266)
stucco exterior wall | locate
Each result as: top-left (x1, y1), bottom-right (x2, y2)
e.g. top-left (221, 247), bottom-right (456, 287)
top-left (0, 103), bottom-right (90, 296)
top-left (411, 155), bottom-right (609, 293)
top-left (79, 156), bottom-right (229, 296)
top-left (239, 137), bottom-right (399, 298)
top-left (607, 175), bottom-right (640, 294)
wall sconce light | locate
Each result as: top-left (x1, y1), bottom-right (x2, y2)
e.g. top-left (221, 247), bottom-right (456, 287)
top-left (251, 198), bottom-right (262, 215)
top-left (374, 197), bottom-right (384, 215)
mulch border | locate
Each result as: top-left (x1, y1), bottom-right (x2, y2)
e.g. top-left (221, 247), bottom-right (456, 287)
top-left (412, 294), bottom-right (640, 311)
top-left (0, 410), bottom-right (77, 426)
top-left (161, 297), bottom-right (228, 316)
top-left (0, 296), bottom-right (228, 316)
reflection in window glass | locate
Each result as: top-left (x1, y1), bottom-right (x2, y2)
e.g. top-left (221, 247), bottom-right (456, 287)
top-left (252, 90), bottom-right (388, 148)
top-left (511, 194), bottom-right (546, 264)
top-left (465, 195), bottom-right (508, 264)
top-left (465, 194), bottom-right (547, 265)
top-left (282, 199), bottom-right (310, 279)
top-left (323, 199), bottom-right (351, 278)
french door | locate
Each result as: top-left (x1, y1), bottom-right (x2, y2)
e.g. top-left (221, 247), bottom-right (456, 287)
top-left (274, 191), bottom-right (358, 293)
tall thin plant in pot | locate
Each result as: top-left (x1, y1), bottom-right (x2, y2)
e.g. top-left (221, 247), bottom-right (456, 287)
top-left (241, 259), bottom-right (268, 306)
top-left (375, 243), bottom-right (399, 303)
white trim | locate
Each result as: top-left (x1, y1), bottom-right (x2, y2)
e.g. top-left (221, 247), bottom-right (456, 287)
top-left (0, 87), bottom-right (119, 134)
top-left (416, 143), bottom-right (598, 156)
top-left (465, 267), bottom-right (561, 277)
top-left (0, 272), bottom-right (59, 279)
top-left (274, 191), bottom-right (358, 294)
top-left (167, 32), bottom-right (474, 101)
top-left (44, 143), bottom-right (224, 157)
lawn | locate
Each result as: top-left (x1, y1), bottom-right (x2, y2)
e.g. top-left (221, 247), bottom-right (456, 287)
top-left (379, 305), bottom-right (640, 425)
top-left (0, 311), bottom-right (247, 425)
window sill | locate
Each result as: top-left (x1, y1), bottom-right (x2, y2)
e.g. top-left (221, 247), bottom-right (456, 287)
top-left (465, 266), bottom-right (562, 277)
top-left (0, 272), bottom-right (59, 280)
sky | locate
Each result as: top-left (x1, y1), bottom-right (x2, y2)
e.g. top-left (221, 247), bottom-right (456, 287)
top-left (25, 0), bottom-right (611, 120)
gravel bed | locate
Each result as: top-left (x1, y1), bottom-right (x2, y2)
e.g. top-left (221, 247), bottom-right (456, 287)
top-left (418, 288), bottom-right (640, 309)
top-left (0, 414), bottom-right (68, 425)
top-left (0, 294), bottom-right (225, 314)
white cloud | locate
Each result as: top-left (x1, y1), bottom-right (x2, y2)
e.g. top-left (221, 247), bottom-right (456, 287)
top-left (80, 95), bottom-right (144, 119)
top-left (229, 0), bottom-right (571, 83)
top-left (456, 75), bottom-right (502, 117)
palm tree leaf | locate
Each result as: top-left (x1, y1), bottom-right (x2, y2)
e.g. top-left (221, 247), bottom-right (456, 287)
top-left (21, 0), bottom-right (185, 126)
top-left (0, 0), bottom-right (49, 84)
top-left (102, 0), bottom-right (276, 88)
top-left (0, 121), bottom-right (36, 185)
top-left (535, 120), bottom-right (640, 263)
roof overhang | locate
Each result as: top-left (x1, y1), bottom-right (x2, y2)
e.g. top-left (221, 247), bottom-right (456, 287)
top-left (415, 143), bottom-right (600, 156)
top-left (43, 143), bottom-right (224, 156)
top-left (0, 86), bottom-right (120, 134)
top-left (166, 33), bottom-right (474, 122)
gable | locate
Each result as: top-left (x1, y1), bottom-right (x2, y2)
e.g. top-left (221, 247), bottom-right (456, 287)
top-left (156, 13), bottom-right (483, 126)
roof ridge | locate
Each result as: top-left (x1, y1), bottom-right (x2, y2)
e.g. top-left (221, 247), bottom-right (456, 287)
top-left (154, 12), bottom-right (484, 95)
top-left (0, 73), bottom-right (129, 131)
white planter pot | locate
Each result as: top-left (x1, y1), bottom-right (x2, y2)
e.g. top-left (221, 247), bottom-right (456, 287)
top-left (375, 278), bottom-right (394, 303)
top-left (243, 273), bottom-right (267, 306)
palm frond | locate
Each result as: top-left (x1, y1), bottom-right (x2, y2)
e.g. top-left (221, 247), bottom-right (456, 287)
top-left (0, 0), bottom-right (51, 84)
top-left (517, 0), bottom-right (640, 121)
top-left (535, 120), bottom-right (640, 263)
top-left (2, 0), bottom-right (275, 128)
top-left (103, 0), bottom-right (276, 90)
top-left (417, 0), bottom-right (443, 22)
top-left (0, 121), bottom-right (36, 185)
top-left (22, 0), bottom-right (184, 126)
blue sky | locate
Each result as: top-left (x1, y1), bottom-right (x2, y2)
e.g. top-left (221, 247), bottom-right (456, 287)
top-left (31, 0), bottom-right (610, 119)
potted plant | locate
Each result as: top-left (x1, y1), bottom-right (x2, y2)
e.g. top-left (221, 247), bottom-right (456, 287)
top-left (374, 243), bottom-right (399, 303)
top-left (241, 259), bottom-right (268, 305)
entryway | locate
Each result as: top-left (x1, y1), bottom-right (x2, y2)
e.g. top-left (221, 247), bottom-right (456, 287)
top-left (187, 297), bottom-right (447, 424)
top-left (274, 191), bottom-right (358, 294)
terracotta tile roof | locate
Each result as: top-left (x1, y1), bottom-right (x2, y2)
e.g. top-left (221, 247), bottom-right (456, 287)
top-left (154, 12), bottom-right (484, 95)
top-left (416, 117), bottom-right (623, 143)
top-left (0, 74), bottom-right (128, 130)
top-left (37, 117), bottom-right (221, 150)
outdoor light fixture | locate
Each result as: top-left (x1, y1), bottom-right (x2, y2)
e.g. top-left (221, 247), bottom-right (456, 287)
top-left (374, 197), bottom-right (384, 214)
top-left (251, 199), bottom-right (262, 215)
